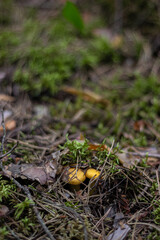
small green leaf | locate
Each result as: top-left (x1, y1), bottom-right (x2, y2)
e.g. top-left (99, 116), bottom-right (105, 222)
top-left (62, 1), bottom-right (84, 33)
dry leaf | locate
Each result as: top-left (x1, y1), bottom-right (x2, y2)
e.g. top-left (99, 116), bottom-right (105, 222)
top-left (0, 119), bottom-right (16, 132)
top-left (107, 213), bottom-right (130, 240)
top-left (107, 224), bottom-right (131, 240)
top-left (117, 149), bottom-right (141, 168)
top-left (88, 143), bottom-right (110, 151)
top-left (62, 86), bottom-right (109, 106)
top-left (0, 94), bottom-right (15, 102)
top-left (3, 160), bottom-right (57, 185)
top-left (77, 134), bottom-right (110, 151)
top-left (134, 120), bottom-right (146, 132)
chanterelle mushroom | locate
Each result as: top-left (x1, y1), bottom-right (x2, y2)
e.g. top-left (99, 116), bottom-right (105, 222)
top-left (85, 168), bottom-right (100, 179)
top-left (63, 168), bottom-right (86, 185)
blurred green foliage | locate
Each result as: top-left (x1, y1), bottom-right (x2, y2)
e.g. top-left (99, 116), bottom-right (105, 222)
top-left (62, 1), bottom-right (84, 33)
top-left (12, 17), bottom-right (120, 96)
top-left (0, 31), bottom-right (19, 65)
top-left (0, 0), bottom-right (13, 25)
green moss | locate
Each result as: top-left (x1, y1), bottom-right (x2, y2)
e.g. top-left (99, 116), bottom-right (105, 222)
top-left (0, 176), bottom-right (16, 202)
top-left (0, 227), bottom-right (9, 240)
top-left (0, 31), bottom-right (19, 65)
top-left (0, 0), bottom-right (13, 25)
top-left (127, 74), bottom-right (160, 100)
top-left (0, 10), bottom-right (118, 97)
top-left (152, 199), bottom-right (160, 224)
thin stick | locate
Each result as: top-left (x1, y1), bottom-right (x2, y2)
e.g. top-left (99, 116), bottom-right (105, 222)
top-left (0, 142), bottom-right (18, 159)
top-left (94, 207), bottom-right (112, 229)
top-left (128, 222), bottom-right (160, 232)
top-left (0, 109), bottom-right (56, 240)
top-left (5, 224), bottom-right (21, 240)
top-left (156, 169), bottom-right (160, 196)
top-left (7, 138), bottom-right (48, 151)
top-left (125, 151), bottom-right (160, 159)
top-left (24, 186), bottom-right (56, 240)
top-left (0, 108), bottom-right (6, 154)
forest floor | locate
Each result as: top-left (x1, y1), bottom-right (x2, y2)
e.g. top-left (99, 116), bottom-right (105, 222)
top-left (0, 1), bottom-right (160, 239)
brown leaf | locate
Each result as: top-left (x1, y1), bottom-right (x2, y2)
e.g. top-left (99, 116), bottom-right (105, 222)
top-left (134, 120), bottom-right (146, 132)
top-left (0, 94), bottom-right (15, 102)
top-left (88, 143), bottom-right (110, 151)
top-left (0, 120), bottom-right (16, 133)
top-left (3, 160), bottom-right (57, 185)
top-left (77, 134), bottom-right (110, 151)
top-left (0, 205), bottom-right (9, 217)
top-left (62, 86), bottom-right (109, 106)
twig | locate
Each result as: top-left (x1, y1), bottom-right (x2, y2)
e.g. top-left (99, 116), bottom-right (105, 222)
top-left (156, 169), bottom-right (160, 196)
top-left (0, 142), bottom-right (18, 159)
top-left (9, 177), bottom-right (56, 240)
top-left (125, 151), bottom-right (160, 159)
top-left (128, 222), bottom-right (160, 232)
top-left (0, 108), bottom-right (6, 154)
top-left (5, 224), bottom-right (21, 240)
top-left (0, 109), bottom-right (56, 240)
top-left (24, 186), bottom-right (56, 240)
top-left (94, 207), bottom-right (112, 229)
top-left (114, 0), bottom-right (123, 33)
top-left (7, 138), bottom-right (49, 151)
top-left (40, 199), bottom-right (88, 240)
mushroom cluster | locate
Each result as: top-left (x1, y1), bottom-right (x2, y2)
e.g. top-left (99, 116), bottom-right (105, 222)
top-left (63, 167), bottom-right (101, 190)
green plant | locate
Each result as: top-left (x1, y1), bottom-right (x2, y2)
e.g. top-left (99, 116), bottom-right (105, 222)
top-left (60, 135), bottom-right (91, 165)
top-left (133, 133), bottom-right (147, 147)
top-left (0, 0), bottom-right (13, 25)
top-left (14, 198), bottom-right (33, 220)
top-left (0, 176), bottom-right (15, 202)
top-left (138, 157), bottom-right (148, 167)
top-left (18, 217), bottom-right (35, 236)
top-left (152, 199), bottom-right (160, 224)
top-left (127, 74), bottom-right (160, 100)
top-left (62, 1), bottom-right (84, 33)
top-left (0, 226), bottom-right (9, 239)
top-left (79, 37), bottom-right (121, 68)
top-left (0, 31), bottom-right (19, 65)
top-left (147, 230), bottom-right (160, 240)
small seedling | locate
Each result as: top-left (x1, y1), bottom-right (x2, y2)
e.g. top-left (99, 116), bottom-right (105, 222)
top-left (0, 227), bottom-right (9, 239)
top-left (0, 176), bottom-right (15, 202)
top-left (14, 198), bottom-right (33, 220)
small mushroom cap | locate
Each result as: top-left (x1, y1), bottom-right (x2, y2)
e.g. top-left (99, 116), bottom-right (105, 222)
top-left (64, 168), bottom-right (86, 185)
top-left (86, 168), bottom-right (100, 179)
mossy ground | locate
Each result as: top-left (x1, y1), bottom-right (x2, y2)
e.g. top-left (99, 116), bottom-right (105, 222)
top-left (0, 1), bottom-right (160, 239)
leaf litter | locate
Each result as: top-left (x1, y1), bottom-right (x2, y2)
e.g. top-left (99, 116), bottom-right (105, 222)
top-left (0, 1), bottom-right (160, 240)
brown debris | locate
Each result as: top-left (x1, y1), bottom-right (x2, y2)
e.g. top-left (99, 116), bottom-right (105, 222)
top-left (0, 94), bottom-right (15, 102)
top-left (3, 160), bottom-right (57, 185)
top-left (62, 86), bottom-right (110, 106)
top-left (0, 205), bottom-right (9, 217)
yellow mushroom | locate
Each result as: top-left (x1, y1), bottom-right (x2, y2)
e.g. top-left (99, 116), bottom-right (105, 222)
top-left (86, 168), bottom-right (100, 180)
top-left (85, 168), bottom-right (101, 195)
top-left (63, 168), bottom-right (86, 185)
